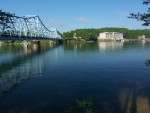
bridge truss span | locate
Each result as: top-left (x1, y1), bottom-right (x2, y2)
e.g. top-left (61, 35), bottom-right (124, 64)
top-left (0, 11), bottom-right (61, 40)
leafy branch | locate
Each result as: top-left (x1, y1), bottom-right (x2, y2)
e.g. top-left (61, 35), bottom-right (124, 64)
top-left (128, 0), bottom-right (150, 26)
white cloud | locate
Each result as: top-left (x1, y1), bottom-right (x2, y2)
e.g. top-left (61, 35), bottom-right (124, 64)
top-left (49, 19), bottom-right (65, 27)
top-left (76, 17), bottom-right (91, 23)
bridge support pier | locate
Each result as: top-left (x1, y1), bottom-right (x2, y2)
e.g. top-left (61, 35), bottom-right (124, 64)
top-left (37, 41), bottom-right (41, 52)
top-left (49, 40), bottom-right (63, 46)
top-left (23, 40), bottom-right (62, 52)
top-left (0, 41), bottom-right (2, 46)
top-left (22, 41), bottom-right (31, 49)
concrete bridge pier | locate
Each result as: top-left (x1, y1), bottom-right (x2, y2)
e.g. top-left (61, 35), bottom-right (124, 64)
top-left (49, 40), bottom-right (62, 46)
top-left (30, 40), bottom-right (42, 52)
top-left (22, 41), bottom-right (31, 49)
top-left (49, 40), bottom-right (54, 46)
top-left (23, 40), bottom-right (62, 53)
top-left (0, 41), bottom-right (2, 46)
top-left (22, 41), bottom-right (31, 54)
top-left (23, 40), bottom-right (41, 54)
top-left (37, 41), bottom-right (41, 52)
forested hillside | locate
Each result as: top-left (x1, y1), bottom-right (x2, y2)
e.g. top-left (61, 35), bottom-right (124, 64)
top-left (62, 28), bottom-right (150, 41)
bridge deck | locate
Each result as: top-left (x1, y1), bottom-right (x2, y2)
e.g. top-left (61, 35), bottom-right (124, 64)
top-left (0, 36), bottom-right (61, 40)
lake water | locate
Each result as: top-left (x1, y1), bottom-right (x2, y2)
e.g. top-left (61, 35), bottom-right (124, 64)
top-left (0, 41), bottom-right (150, 113)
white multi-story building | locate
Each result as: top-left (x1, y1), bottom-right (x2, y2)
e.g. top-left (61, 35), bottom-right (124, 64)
top-left (98, 32), bottom-right (123, 40)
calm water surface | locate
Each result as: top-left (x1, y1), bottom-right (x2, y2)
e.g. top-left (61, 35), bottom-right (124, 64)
top-left (0, 41), bottom-right (150, 113)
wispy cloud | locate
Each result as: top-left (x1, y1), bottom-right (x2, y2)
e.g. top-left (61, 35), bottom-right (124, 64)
top-left (76, 17), bottom-right (91, 23)
top-left (49, 19), bottom-right (65, 27)
top-left (115, 11), bottom-right (130, 17)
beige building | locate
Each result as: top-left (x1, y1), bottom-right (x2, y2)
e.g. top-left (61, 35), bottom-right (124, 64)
top-left (98, 32), bottom-right (123, 40)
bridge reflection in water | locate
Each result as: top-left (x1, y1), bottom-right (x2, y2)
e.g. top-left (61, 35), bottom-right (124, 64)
top-left (0, 44), bottom-right (61, 101)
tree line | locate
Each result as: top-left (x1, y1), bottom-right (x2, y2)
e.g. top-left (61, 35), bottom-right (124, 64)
top-left (62, 27), bottom-right (150, 41)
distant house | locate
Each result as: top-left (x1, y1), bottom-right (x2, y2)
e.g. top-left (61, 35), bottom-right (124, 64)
top-left (138, 35), bottom-right (146, 40)
top-left (98, 32), bottom-right (123, 40)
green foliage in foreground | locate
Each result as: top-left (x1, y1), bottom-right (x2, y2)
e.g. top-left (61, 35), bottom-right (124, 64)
top-left (63, 97), bottom-right (95, 113)
top-left (62, 27), bottom-right (150, 41)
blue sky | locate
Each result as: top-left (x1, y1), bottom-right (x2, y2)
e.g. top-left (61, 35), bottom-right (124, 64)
top-left (0, 0), bottom-right (149, 33)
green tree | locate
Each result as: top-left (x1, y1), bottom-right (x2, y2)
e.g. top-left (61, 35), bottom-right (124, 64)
top-left (62, 27), bottom-right (150, 40)
top-left (129, 0), bottom-right (150, 26)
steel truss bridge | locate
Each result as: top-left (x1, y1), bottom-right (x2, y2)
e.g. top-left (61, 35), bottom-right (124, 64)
top-left (0, 11), bottom-right (61, 40)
